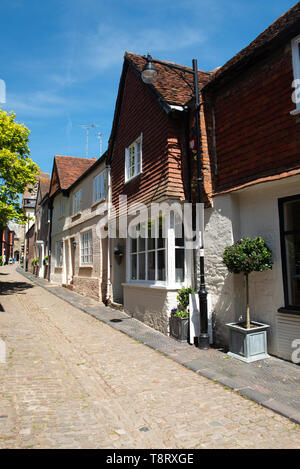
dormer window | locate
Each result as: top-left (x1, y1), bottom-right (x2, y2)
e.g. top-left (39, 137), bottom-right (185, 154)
top-left (125, 134), bottom-right (142, 182)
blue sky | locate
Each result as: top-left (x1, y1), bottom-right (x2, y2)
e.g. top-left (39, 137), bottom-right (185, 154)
top-left (0, 0), bottom-right (297, 175)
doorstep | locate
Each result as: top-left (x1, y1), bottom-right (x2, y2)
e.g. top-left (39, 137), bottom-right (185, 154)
top-left (17, 266), bottom-right (300, 425)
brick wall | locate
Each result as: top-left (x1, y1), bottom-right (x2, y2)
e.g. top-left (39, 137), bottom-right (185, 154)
top-left (207, 43), bottom-right (300, 193)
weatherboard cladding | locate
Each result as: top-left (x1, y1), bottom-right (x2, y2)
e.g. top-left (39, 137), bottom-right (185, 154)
top-left (110, 65), bottom-right (189, 214)
top-left (210, 42), bottom-right (300, 193)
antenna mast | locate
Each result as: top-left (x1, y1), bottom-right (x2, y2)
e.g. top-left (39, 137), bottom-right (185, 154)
top-left (79, 124), bottom-right (98, 157)
top-left (96, 131), bottom-right (103, 157)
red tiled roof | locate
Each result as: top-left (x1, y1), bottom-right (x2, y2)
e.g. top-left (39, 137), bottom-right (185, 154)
top-left (39, 177), bottom-right (50, 199)
top-left (54, 155), bottom-right (97, 190)
top-left (22, 170), bottom-right (50, 200)
top-left (125, 52), bottom-right (212, 106)
top-left (207, 2), bottom-right (300, 87)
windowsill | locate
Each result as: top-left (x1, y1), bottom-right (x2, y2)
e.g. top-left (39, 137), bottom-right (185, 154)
top-left (290, 108), bottom-right (300, 116)
top-left (278, 307), bottom-right (300, 316)
top-left (91, 198), bottom-right (106, 210)
top-left (122, 282), bottom-right (182, 291)
top-left (124, 172), bottom-right (142, 185)
top-left (71, 212), bottom-right (82, 222)
top-left (79, 265), bottom-right (93, 269)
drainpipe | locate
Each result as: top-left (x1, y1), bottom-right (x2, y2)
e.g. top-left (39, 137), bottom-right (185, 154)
top-left (106, 165), bottom-right (112, 304)
top-left (48, 200), bottom-right (53, 282)
top-left (183, 106), bottom-right (197, 291)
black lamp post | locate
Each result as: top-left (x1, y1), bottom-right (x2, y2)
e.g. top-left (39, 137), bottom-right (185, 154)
top-left (141, 54), bottom-right (209, 350)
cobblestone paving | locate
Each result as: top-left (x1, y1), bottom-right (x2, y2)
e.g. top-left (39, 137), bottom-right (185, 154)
top-left (0, 265), bottom-right (300, 449)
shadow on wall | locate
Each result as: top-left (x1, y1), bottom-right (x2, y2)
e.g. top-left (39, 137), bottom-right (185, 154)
top-left (0, 281), bottom-right (34, 295)
top-left (211, 272), bottom-right (245, 348)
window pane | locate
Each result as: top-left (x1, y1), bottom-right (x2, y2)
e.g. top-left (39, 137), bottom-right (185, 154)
top-left (148, 251), bottom-right (155, 280)
top-left (175, 248), bottom-right (185, 283)
top-left (157, 250), bottom-right (166, 281)
top-left (285, 233), bottom-right (300, 307)
top-left (284, 200), bottom-right (300, 232)
top-left (157, 222), bottom-right (165, 249)
top-left (138, 253), bottom-right (145, 280)
top-left (131, 238), bottom-right (137, 253)
top-left (175, 222), bottom-right (184, 247)
top-left (131, 254), bottom-right (137, 280)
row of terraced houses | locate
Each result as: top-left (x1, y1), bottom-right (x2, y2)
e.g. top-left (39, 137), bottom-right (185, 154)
top-left (22, 4), bottom-right (300, 361)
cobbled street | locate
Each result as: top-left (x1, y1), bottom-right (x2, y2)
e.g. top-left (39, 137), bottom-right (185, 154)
top-left (0, 265), bottom-right (299, 449)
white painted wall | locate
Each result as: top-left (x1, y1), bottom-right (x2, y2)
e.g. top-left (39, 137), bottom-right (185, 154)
top-left (205, 174), bottom-right (300, 359)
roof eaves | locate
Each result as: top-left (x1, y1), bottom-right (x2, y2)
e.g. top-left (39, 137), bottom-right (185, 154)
top-left (66, 151), bottom-right (107, 194)
top-left (125, 54), bottom-right (174, 114)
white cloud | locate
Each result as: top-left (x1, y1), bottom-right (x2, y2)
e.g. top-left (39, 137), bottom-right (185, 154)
top-left (78, 24), bottom-right (206, 72)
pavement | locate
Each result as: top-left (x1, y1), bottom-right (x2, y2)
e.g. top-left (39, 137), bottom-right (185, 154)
top-left (0, 264), bottom-right (299, 448)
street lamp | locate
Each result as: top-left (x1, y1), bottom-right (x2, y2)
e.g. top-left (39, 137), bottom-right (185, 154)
top-left (141, 53), bottom-right (209, 350)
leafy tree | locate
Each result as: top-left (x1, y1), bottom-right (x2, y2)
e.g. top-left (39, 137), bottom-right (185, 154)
top-left (223, 237), bottom-right (273, 329)
top-left (0, 109), bottom-right (39, 230)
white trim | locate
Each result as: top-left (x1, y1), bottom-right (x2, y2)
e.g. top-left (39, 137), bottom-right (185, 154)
top-left (93, 169), bottom-right (107, 204)
top-left (291, 34), bottom-right (300, 110)
top-left (125, 215), bottom-right (191, 288)
top-left (80, 229), bottom-right (93, 266)
top-left (73, 189), bottom-right (82, 215)
top-left (290, 108), bottom-right (300, 116)
top-left (125, 134), bottom-right (143, 182)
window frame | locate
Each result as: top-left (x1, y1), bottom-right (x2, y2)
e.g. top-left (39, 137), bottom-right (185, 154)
top-left (93, 169), bottom-right (107, 204)
top-left (278, 194), bottom-right (300, 312)
top-left (73, 189), bottom-right (82, 215)
top-left (80, 229), bottom-right (93, 266)
top-left (125, 134), bottom-right (143, 182)
top-left (291, 34), bottom-right (300, 111)
top-left (127, 216), bottom-right (189, 287)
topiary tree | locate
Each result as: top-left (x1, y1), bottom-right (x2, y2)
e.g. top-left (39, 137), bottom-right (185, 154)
top-left (223, 237), bottom-right (273, 329)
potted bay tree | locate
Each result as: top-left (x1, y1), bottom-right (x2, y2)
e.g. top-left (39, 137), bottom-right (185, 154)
top-left (223, 236), bottom-right (273, 362)
top-left (170, 287), bottom-right (195, 342)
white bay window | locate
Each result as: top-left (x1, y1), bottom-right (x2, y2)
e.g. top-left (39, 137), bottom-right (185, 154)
top-left (128, 216), bottom-right (188, 286)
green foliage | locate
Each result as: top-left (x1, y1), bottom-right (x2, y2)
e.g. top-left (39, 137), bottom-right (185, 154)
top-left (0, 109), bottom-right (39, 229)
top-left (171, 308), bottom-right (189, 318)
top-left (31, 257), bottom-right (39, 266)
top-left (223, 237), bottom-right (273, 275)
top-left (0, 256), bottom-right (2, 266)
top-left (177, 286), bottom-right (196, 310)
top-left (171, 287), bottom-right (196, 318)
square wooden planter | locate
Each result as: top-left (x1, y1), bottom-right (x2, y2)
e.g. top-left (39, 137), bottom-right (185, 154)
top-left (170, 315), bottom-right (189, 342)
top-left (226, 321), bottom-right (270, 363)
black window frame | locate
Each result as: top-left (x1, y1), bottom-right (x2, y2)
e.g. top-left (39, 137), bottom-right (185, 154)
top-left (278, 194), bottom-right (300, 314)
